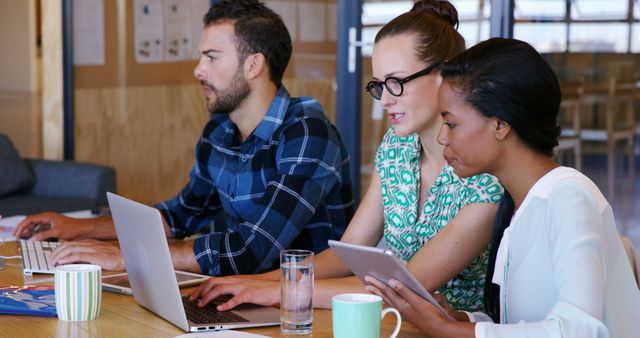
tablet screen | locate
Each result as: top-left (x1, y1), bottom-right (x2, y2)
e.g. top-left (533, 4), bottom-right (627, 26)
top-left (102, 273), bottom-right (131, 288)
top-left (328, 240), bottom-right (453, 320)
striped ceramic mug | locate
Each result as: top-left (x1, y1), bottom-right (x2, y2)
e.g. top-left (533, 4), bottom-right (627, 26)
top-left (54, 264), bottom-right (102, 321)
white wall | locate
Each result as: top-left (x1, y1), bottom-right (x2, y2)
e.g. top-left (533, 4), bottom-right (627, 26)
top-left (0, 0), bottom-right (37, 91)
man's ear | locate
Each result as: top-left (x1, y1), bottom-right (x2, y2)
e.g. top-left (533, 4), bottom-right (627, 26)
top-left (494, 118), bottom-right (511, 141)
top-left (244, 53), bottom-right (266, 80)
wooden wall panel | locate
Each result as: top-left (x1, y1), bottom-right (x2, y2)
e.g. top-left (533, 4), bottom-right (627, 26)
top-left (0, 0), bottom-right (37, 91)
top-left (283, 77), bottom-right (336, 122)
top-left (0, 90), bottom-right (42, 158)
top-left (74, 79), bottom-right (345, 204)
top-left (74, 84), bottom-right (207, 204)
top-left (41, 0), bottom-right (63, 160)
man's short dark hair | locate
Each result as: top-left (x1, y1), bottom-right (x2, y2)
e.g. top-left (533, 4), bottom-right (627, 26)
top-left (204, 0), bottom-right (292, 87)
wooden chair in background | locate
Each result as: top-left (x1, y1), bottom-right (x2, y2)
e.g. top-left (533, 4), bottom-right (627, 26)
top-left (580, 77), bottom-right (636, 197)
top-left (556, 84), bottom-right (583, 171)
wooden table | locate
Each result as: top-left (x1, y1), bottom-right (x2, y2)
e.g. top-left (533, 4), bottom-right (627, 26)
top-left (0, 240), bottom-right (424, 337)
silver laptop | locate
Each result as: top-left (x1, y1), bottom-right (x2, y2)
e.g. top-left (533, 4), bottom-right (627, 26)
top-left (107, 192), bottom-right (281, 332)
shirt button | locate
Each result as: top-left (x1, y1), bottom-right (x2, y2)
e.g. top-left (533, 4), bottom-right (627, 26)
top-left (241, 156), bottom-right (247, 162)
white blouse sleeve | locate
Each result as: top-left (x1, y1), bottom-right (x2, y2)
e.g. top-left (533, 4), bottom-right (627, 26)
top-left (476, 182), bottom-right (610, 338)
top-left (475, 302), bottom-right (608, 337)
top-left (462, 311), bottom-right (493, 323)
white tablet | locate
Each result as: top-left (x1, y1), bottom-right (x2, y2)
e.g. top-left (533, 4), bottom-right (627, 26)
top-left (102, 270), bottom-right (209, 296)
top-left (328, 240), bottom-right (453, 320)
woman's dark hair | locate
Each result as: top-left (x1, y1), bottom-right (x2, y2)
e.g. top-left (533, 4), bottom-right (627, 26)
top-left (440, 38), bottom-right (562, 321)
top-left (375, 0), bottom-right (465, 64)
top-left (203, 0), bottom-right (291, 87)
top-left (483, 191), bottom-right (514, 321)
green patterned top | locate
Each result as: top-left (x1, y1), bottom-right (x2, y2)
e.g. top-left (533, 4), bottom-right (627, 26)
top-left (375, 128), bottom-right (503, 312)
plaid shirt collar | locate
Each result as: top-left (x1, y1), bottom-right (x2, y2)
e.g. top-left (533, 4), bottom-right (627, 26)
top-left (253, 86), bottom-right (290, 141)
top-left (213, 86), bottom-right (291, 144)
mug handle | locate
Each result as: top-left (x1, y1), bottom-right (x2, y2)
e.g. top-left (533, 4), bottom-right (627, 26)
top-left (381, 307), bottom-right (402, 338)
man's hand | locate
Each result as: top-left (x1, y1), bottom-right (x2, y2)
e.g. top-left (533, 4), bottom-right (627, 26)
top-left (13, 212), bottom-right (98, 241)
top-left (49, 239), bottom-right (125, 271)
top-left (187, 276), bottom-right (280, 311)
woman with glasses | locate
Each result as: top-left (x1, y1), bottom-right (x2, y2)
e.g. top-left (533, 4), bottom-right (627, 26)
top-left (366, 38), bottom-right (640, 337)
top-left (188, 0), bottom-right (503, 313)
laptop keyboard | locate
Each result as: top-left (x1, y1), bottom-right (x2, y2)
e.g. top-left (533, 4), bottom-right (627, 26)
top-left (182, 297), bottom-right (249, 324)
top-left (20, 239), bottom-right (60, 274)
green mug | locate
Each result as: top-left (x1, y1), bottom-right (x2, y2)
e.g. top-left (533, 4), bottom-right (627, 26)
top-left (332, 293), bottom-right (401, 338)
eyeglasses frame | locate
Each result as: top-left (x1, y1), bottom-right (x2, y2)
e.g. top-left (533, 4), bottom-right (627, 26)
top-left (365, 61), bottom-right (442, 100)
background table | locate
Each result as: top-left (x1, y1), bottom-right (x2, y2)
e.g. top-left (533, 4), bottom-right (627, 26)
top-left (0, 240), bottom-right (425, 337)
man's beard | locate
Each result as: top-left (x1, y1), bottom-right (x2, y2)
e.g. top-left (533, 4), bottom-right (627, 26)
top-left (205, 67), bottom-right (250, 115)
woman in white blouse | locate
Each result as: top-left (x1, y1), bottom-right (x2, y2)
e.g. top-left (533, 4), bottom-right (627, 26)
top-left (366, 37), bottom-right (640, 337)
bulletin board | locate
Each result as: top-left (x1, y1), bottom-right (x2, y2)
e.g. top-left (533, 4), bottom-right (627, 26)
top-left (74, 0), bottom-right (200, 89)
top-left (73, 0), bottom-right (341, 88)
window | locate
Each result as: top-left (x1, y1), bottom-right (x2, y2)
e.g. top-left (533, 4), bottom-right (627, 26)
top-left (514, 0), bottom-right (640, 53)
top-left (631, 23), bottom-right (640, 51)
top-left (571, 0), bottom-right (628, 20)
top-left (570, 23), bottom-right (628, 52)
top-left (456, 0), bottom-right (491, 46)
top-left (515, 0), bottom-right (566, 20)
top-left (514, 23), bottom-right (567, 52)
top-left (361, 0), bottom-right (491, 56)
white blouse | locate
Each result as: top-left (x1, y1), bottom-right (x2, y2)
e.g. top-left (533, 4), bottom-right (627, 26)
top-left (472, 167), bottom-right (640, 338)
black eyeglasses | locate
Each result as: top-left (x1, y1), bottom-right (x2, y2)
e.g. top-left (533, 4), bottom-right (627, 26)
top-left (365, 61), bottom-right (442, 100)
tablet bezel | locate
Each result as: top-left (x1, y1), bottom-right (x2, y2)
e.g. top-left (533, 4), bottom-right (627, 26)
top-left (328, 239), bottom-right (453, 320)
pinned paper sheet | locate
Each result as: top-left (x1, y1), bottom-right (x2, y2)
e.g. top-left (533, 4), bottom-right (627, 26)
top-left (298, 2), bottom-right (326, 42)
top-left (266, 0), bottom-right (298, 42)
top-left (134, 0), bottom-right (165, 63)
top-left (327, 4), bottom-right (337, 42)
top-left (189, 0), bottom-right (211, 59)
top-left (163, 0), bottom-right (192, 61)
top-left (173, 330), bottom-right (273, 338)
top-left (73, 0), bottom-right (105, 65)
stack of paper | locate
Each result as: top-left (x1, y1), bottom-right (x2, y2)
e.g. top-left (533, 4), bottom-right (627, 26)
top-left (0, 210), bottom-right (96, 242)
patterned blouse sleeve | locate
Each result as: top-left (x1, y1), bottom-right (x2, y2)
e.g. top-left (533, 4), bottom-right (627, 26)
top-left (460, 173), bottom-right (504, 207)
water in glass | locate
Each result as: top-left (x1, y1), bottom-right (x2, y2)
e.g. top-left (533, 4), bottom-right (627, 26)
top-left (280, 250), bottom-right (314, 335)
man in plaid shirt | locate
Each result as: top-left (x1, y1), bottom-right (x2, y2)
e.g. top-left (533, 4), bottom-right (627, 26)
top-left (18, 0), bottom-right (355, 276)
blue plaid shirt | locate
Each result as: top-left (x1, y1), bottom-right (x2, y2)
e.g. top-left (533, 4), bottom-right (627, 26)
top-left (156, 87), bottom-right (354, 276)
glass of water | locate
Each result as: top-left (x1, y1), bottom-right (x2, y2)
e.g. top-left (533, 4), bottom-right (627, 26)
top-left (280, 249), bottom-right (314, 335)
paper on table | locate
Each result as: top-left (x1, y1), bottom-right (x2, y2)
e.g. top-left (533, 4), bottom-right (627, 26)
top-left (173, 330), bottom-right (273, 338)
top-left (0, 210), bottom-right (95, 241)
top-left (0, 215), bottom-right (26, 228)
top-left (0, 216), bottom-right (25, 242)
top-left (0, 210), bottom-right (95, 227)
top-left (60, 210), bottom-right (95, 219)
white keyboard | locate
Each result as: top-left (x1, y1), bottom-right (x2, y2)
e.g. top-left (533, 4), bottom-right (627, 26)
top-left (19, 239), bottom-right (60, 274)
